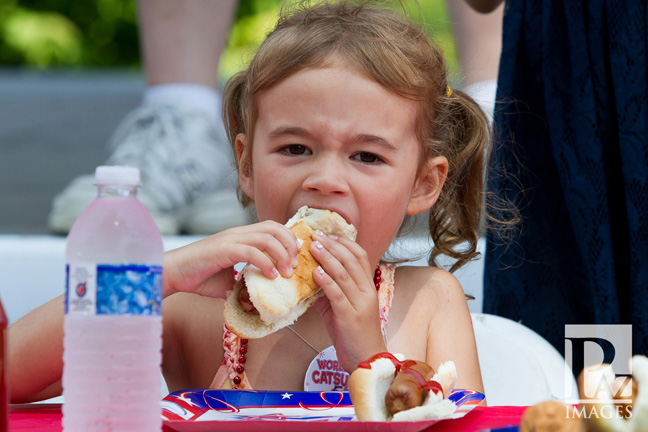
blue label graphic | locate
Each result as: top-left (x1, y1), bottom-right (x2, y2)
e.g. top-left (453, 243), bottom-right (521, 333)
top-left (96, 264), bottom-right (162, 315)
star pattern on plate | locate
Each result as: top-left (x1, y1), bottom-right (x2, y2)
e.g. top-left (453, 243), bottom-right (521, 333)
top-left (281, 392), bottom-right (293, 399)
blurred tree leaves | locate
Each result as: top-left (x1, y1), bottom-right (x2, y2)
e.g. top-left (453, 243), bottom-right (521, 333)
top-left (0, 0), bottom-right (138, 67)
top-left (2, 7), bottom-right (81, 67)
top-left (220, 0), bottom-right (282, 80)
top-left (0, 0), bottom-right (457, 79)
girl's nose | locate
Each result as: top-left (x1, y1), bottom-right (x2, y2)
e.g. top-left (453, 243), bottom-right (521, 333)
top-left (302, 157), bottom-right (349, 195)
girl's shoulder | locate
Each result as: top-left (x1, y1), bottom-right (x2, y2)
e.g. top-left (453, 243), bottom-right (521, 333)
top-left (391, 265), bottom-right (469, 327)
top-left (386, 265), bottom-right (468, 360)
top-left (393, 264), bottom-right (465, 301)
top-left (392, 266), bottom-right (483, 393)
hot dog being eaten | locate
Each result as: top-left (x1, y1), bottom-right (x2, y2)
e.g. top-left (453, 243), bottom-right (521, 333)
top-left (224, 206), bottom-right (357, 339)
top-left (349, 352), bottom-right (458, 421)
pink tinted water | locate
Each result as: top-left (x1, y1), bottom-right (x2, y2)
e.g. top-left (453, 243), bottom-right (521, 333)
top-left (65, 195), bottom-right (163, 264)
top-left (63, 191), bottom-right (164, 432)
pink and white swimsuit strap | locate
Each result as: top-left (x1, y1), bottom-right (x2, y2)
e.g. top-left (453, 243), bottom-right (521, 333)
top-left (377, 263), bottom-right (396, 338)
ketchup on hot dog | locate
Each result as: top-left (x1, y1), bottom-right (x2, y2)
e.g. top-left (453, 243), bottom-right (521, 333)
top-left (384, 360), bottom-right (436, 414)
top-left (358, 353), bottom-right (443, 397)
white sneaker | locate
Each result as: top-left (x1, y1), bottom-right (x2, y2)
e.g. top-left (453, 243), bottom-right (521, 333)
top-left (183, 171), bottom-right (252, 234)
top-left (48, 102), bottom-right (247, 235)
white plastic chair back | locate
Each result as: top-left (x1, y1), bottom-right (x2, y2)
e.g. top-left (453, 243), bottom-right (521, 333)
top-left (472, 313), bottom-right (578, 406)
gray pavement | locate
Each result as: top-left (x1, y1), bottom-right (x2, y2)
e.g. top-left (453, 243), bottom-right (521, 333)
top-left (0, 68), bottom-right (144, 234)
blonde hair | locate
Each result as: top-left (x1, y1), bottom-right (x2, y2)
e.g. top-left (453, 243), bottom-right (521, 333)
top-left (223, 0), bottom-right (491, 272)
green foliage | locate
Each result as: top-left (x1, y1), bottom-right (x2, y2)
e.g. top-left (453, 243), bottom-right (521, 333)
top-left (2, 7), bottom-right (82, 67)
top-left (220, 0), bottom-right (283, 80)
top-left (0, 0), bottom-right (457, 78)
top-left (0, 0), bottom-right (139, 68)
top-left (402, 0), bottom-right (459, 79)
top-left (220, 0), bottom-right (458, 80)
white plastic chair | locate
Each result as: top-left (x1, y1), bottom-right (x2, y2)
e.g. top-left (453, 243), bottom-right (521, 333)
top-left (471, 313), bottom-right (579, 406)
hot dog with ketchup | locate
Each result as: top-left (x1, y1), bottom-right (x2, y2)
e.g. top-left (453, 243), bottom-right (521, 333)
top-left (385, 360), bottom-right (436, 414)
top-left (349, 352), bottom-right (457, 421)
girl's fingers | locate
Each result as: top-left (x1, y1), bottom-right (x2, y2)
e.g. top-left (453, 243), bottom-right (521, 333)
top-left (258, 220), bottom-right (302, 260)
top-left (310, 236), bottom-right (385, 373)
top-left (328, 235), bottom-right (374, 287)
top-left (235, 244), bottom-right (281, 279)
top-left (309, 232), bottom-right (371, 306)
top-left (312, 231), bottom-right (372, 286)
top-left (233, 221), bottom-right (300, 278)
top-left (260, 220), bottom-right (302, 272)
top-left (312, 264), bottom-right (348, 306)
top-left (248, 234), bottom-right (294, 277)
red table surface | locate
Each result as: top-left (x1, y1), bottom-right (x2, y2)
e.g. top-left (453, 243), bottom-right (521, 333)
top-left (9, 404), bottom-right (527, 431)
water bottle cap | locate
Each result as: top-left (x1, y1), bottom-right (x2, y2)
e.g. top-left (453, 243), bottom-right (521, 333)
top-left (94, 166), bottom-right (140, 186)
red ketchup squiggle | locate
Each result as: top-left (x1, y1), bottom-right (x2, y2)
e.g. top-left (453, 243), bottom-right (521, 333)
top-left (423, 380), bottom-right (443, 395)
top-left (357, 352), bottom-right (444, 397)
top-left (357, 352), bottom-right (402, 370)
top-left (401, 366), bottom-right (427, 387)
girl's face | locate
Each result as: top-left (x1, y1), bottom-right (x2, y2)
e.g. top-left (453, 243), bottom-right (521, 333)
top-left (237, 58), bottom-right (447, 266)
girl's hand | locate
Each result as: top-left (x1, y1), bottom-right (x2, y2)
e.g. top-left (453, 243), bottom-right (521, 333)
top-left (163, 220), bottom-right (300, 299)
top-left (310, 231), bottom-right (387, 373)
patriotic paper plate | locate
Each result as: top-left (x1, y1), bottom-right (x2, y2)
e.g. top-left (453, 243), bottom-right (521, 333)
top-left (161, 388), bottom-right (484, 432)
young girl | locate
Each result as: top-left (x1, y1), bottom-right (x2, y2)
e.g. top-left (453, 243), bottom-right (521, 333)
top-left (10, 0), bottom-right (488, 402)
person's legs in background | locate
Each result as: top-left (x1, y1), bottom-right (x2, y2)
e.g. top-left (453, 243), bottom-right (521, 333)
top-left (441, 1), bottom-right (503, 312)
top-left (446, 0), bottom-right (503, 120)
top-left (48, 0), bottom-right (249, 235)
top-left (139, 0), bottom-right (233, 89)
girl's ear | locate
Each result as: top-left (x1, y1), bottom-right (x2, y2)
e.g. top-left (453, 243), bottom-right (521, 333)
top-left (236, 133), bottom-right (254, 200)
top-left (406, 156), bottom-right (448, 216)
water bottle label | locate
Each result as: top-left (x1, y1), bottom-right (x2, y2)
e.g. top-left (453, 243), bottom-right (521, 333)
top-left (66, 263), bottom-right (97, 315)
top-left (66, 264), bottom-right (162, 316)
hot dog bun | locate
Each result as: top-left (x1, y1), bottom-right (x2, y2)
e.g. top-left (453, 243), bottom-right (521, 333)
top-left (224, 206), bottom-right (357, 339)
top-left (349, 353), bottom-right (458, 421)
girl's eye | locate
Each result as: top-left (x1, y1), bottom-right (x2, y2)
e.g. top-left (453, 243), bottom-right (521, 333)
top-left (353, 152), bottom-right (384, 164)
top-left (280, 145), bottom-right (311, 155)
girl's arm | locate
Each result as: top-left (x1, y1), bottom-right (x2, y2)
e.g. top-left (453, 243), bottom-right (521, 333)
top-left (389, 266), bottom-right (484, 396)
top-left (9, 295), bottom-right (65, 403)
top-left (10, 220), bottom-right (299, 402)
top-left (7, 292), bottom-right (222, 402)
top-left (424, 270), bottom-right (485, 395)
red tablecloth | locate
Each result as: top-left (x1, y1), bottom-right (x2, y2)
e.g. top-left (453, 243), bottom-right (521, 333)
top-left (9, 404), bottom-right (527, 431)
top-left (10, 404), bottom-right (62, 431)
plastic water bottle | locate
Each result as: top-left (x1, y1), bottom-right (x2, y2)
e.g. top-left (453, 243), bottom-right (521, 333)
top-left (62, 166), bottom-right (163, 431)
